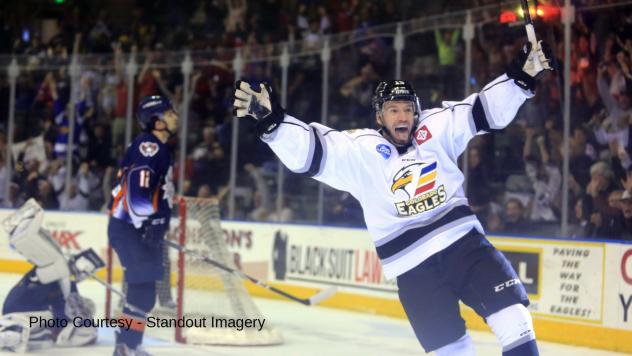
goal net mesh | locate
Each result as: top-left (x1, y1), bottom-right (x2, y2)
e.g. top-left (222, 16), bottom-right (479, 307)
top-left (106, 197), bottom-right (282, 346)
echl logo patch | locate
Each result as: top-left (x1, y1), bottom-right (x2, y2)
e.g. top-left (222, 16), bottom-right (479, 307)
top-left (376, 144), bottom-right (391, 159)
top-left (414, 125), bottom-right (432, 145)
top-left (139, 142), bottom-right (159, 157)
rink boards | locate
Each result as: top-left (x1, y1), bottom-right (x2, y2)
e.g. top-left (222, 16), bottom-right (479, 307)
top-left (0, 209), bottom-right (630, 353)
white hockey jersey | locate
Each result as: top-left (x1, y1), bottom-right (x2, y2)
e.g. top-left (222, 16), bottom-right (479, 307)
top-left (262, 74), bottom-right (533, 279)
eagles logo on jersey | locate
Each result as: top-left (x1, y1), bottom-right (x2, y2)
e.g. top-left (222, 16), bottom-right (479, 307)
top-left (391, 162), bottom-right (447, 217)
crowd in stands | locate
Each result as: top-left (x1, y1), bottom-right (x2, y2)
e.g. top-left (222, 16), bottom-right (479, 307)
top-left (0, 0), bottom-right (630, 240)
top-left (464, 3), bottom-right (632, 240)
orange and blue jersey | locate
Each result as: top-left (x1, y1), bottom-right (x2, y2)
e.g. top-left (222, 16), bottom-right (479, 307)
top-left (109, 132), bottom-right (174, 228)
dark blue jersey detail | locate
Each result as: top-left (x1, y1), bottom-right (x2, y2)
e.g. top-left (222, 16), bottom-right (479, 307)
top-left (109, 133), bottom-right (173, 227)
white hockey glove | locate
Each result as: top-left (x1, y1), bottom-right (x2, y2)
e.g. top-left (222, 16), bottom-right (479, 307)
top-left (233, 81), bottom-right (285, 136)
top-left (507, 41), bottom-right (553, 91)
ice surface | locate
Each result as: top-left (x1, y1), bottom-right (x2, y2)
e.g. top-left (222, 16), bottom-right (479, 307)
top-left (0, 273), bottom-right (626, 356)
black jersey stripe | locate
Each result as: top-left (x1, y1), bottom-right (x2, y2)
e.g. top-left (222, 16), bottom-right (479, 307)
top-left (472, 97), bottom-right (490, 133)
top-left (375, 205), bottom-right (475, 260)
top-left (301, 127), bottom-right (324, 177)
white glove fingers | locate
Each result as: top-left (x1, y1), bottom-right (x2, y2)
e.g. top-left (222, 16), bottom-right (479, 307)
top-left (234, 88), bottom-right (250, 100)
top-left (232, 81), bottom-right (277, 121)
top-left (233, 98), bottom-right (248, 109)
top-left (535, 41), bottom-right (552, 71)
top-left (239, 81), bottom-right (255, 94)
top-left (236, 108), bottom-right (248, 117)
top-left (539, 56), bottom-right (552, 70)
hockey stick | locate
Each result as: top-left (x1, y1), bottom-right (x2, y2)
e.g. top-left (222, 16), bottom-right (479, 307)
top-left (520, 0), bottom-right (543, 72)
top-left (90, 275), bottom-right (152, 317)
top-left (68, 249), bottom-right (151, 317)
top-left (165, 240), bottom-right (337, 306)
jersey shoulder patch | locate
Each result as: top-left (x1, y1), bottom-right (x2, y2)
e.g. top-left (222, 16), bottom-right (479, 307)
top-left (414, 125), bottom-right (433, 145)
top-left (139, 141), bottom-right (160, 157)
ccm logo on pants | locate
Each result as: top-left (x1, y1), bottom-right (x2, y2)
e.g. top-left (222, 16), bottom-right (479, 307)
top-left (494, 278), bottom-right (521, 292)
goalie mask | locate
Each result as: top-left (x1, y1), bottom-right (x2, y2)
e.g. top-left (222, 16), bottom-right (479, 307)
top-left (372, 80), bottom-right (422, 146)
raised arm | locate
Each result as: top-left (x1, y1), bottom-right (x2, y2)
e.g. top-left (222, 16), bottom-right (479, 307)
top-left (430, 72), bottom-right (538, 160)
top-left (597, 65), bottom-right (617, 112)
top-left (233, 81), bottom-right (361, 194)
top-left (442, 41), bottom-right (554, 155)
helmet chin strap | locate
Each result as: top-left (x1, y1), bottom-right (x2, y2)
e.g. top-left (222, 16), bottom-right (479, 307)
top-left (161, 127), bottom-right (175, 137)
top-left (153, 118), bottom-right (175, 137)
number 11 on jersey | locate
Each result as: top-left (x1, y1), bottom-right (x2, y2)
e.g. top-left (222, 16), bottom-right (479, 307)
top-left (140, 170), bottom-right (150, 188)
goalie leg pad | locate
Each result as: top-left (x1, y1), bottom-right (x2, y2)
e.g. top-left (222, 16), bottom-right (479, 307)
top-left (6, 200), bottom-right (70, 285)
top-left (56, 323), bottom-right (97, 347)
top-left (486, 303), bottom-right (538, 353)
top-left (3, 199), bottom-right (44, 236)
top-left (0, 314), bottom-right (30, 353)
top-left (57, 293), bottom-right (97, 347)
top-left (1, 311), bottom-right (56, 351)
top-left (64, 292), bottom-right (95, 320)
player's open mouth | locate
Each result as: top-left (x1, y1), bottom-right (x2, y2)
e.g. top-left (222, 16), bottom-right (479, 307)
top-left (394, 125), bottom-right (409, 133)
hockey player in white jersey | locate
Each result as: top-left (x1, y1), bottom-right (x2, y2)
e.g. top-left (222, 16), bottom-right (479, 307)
top-left (0, 199), bottom-right (100, 352)
top-left (234, 41), bottom-right (552, 355)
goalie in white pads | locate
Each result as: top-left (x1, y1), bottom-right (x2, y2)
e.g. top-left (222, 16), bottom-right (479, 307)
top-left (234, 42), bottom-right (552, 355)
top-left (0, 199), bottom-right (101, 352)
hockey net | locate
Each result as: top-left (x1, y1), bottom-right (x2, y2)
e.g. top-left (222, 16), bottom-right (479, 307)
top-left (105, 197), bottom-right (283, 345)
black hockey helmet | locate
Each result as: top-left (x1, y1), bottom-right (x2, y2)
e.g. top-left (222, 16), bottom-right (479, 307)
top-left (136, 95), bottom-right (176, 132)
top-left (372, 80), bottom-right (421, 121)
